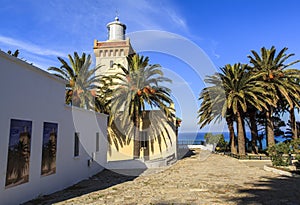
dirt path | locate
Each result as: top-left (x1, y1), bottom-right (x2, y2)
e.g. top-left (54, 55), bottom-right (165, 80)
top-left (24, 149), bottom-right (300, 205)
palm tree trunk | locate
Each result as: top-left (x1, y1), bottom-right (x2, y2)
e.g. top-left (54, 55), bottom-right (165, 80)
top-left (258, 135), bottom-right (263, 151)
top-left (237, 111), bottom-right (246, 155)
top-left (226, 117), bottom-right (237, 154)
top-left (290, 107), bottom-right (298, 139)
top-left (266, 107), bottom-right (275, 147)
top-left (133, 108), bottom-right (140, 158)
top-left (249, 111), bottom-right (258, 154)
top-left (242, 117), bottom-right (247, 152)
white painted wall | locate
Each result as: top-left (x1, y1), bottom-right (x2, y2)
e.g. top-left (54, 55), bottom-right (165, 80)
top-left (178, 144), bottom-right (215, 151)
top-left (0, 51), bottom-right (108, 205)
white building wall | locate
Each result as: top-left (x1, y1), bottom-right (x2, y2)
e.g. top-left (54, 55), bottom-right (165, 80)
top-left (0, 51), bottom-right (108, 205)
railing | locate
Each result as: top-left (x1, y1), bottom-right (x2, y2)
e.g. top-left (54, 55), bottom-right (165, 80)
top-left (223, 152), bottom-right (271, 160)
top-left (178, 140), bottom-right (205, 145)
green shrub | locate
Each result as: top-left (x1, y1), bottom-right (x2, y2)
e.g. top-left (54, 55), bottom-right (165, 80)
top-left (204, 133), bottom-right (222, 144)
top-left (290, 138), bottom-right (300, 153)
top-left (268, 139), bottom-right (300, 166)
top-left (268, 143), bottom-right (288, 166)
top-left (217, 135), bottom-right (228, 151)
top-left (204, 133), bottom-right (228, 151)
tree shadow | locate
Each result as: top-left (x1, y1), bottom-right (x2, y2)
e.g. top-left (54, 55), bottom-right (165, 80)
top-left (108, 110), bottom-right (177, 157)
top-left (22, 169), bottom-right (141, 205)
top-left (144, 110), bottom-right (175, 154)
top-left (107, 120), bottom-right (129, 155)
top-left (177, 148), bottom-right (197, 159)
top-left (227, 175), bottom-right (300, 204)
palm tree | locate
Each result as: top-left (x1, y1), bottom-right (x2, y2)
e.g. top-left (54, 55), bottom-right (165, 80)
top-left (48, 52), bottom-right (101, 109)
top-left (278, 78), bottom-right (300, 140)
top-left (281, 72), bottom-right (300, 139)
top-left (198, 74), bottom-right (237, 154)
top-left (94, 75), bottom-right (116, 114)
top-left (199, 63), bottom-right (269, 155)
top-left (246, 107), bottom-right (259, 153)
top-left (222, 64), bottom-right (271, 155)
top-left (109, 54), bottom-right (174, 158)
top-left (248, 46), bottom-right (300, 146)
top-left (6, 140), bottom-right (29, 186)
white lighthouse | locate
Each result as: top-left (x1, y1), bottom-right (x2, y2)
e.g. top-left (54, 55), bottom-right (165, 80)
top-left (94, 16), bottom-right (135, 76)
top-left (107, 16), bottom-right (126, 41)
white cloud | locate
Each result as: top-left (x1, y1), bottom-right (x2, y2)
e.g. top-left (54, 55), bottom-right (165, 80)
top-left (20, 52), bottom-right (61, 70)
top-left (0, 35), bottom-right (66, 70)
top-left (0, 1), bottom-right (191, 71)
top-left (0, 35), bottom-right (65, 57)
top-left (105, 0), bottom-right (188, 32)
top-left (165, 8), bottom-right (187, 30)
top-left (211, 40), bottom-right (221, 59)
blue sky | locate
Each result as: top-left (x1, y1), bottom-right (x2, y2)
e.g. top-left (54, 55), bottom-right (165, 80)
top-left (1, 0), bottom-right (300, 132)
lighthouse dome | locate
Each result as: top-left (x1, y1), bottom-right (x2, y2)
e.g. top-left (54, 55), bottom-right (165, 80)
top-left (106, 16), bottom-right (126, 41)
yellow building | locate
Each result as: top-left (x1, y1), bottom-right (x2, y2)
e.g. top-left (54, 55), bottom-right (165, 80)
top-left (93, 17), bottom-right (178, 166)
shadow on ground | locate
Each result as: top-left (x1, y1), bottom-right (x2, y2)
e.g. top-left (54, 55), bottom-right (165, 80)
top-left (22, 169), bottom-right (144, 205)
top-left (177, 148), bottom-right (196, 160)
top-left (227, 175), bottom-right (300, 204)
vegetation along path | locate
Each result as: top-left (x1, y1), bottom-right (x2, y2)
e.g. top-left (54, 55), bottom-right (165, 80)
top-left (24, 149), bottom-right (300, 204)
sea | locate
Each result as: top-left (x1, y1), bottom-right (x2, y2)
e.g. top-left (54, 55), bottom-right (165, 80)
top-left (178, 132), bottom-right (269, 149)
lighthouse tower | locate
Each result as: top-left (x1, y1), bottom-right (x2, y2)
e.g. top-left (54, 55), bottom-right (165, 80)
top-left (93, 16), bottom-right (135, 76)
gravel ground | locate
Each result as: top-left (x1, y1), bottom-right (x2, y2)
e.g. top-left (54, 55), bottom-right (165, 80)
top-left (23, 149), bottom-right (300, 205)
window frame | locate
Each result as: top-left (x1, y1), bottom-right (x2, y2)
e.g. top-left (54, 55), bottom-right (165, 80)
top-left (74, 132), bottom-right (80, 157)
top-left (96, 132), bottom-right (100, 152)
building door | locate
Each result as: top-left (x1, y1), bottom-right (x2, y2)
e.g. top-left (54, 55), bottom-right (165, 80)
top-left (140, 131), bottom-right (149, 160)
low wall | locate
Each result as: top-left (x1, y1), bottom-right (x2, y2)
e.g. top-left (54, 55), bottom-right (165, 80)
top-left (178, 144), bottom-right (215, 151)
